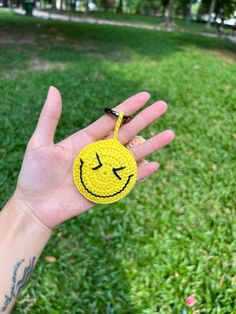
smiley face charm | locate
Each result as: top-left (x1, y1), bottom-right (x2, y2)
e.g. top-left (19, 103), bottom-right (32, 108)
top-left (73, 112), bottom-right (137, 204)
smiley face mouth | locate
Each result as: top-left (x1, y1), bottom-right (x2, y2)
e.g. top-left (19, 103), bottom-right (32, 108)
top-left (79, 159), bottom-right (134, 198)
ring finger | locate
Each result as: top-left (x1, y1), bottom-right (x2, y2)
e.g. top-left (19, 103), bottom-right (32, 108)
top-left (131, 130), bottom-right (175, 162)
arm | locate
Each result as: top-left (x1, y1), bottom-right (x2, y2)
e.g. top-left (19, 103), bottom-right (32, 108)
top-left (0, 87), bottom-right (175, 313)
top-left (0, 198), bottom-right (51, 313)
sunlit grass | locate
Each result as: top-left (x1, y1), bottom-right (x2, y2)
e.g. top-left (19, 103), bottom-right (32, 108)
top-left (42, 8), bottom-right (233, 35)
top-left (0, 10), bottom-right (236, 314)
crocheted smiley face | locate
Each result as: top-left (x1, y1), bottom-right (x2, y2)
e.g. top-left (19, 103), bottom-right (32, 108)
top-left (73, 138), bottom-right (137, 204)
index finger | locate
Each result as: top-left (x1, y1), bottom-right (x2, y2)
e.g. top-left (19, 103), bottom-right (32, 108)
top-left (83, 91), bottom-right (150, 141)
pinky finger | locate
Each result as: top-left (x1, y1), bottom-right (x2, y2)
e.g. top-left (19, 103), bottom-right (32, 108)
top-left (137, 162), bottom-right (160, 181)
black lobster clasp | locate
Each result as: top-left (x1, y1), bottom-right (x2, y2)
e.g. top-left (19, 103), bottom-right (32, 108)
top-left (104, 108), bottom-right (132, 123)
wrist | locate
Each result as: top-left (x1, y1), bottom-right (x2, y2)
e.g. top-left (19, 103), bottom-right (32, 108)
top-left (0, 195), bottom-right (52, 313)
top-left (1, 194), bottom-right (52, 240)
top-left (11, 190), bottom-right (54, 232)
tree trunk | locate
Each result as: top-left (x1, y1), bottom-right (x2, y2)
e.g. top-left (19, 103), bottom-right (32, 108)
top-left (70, 0), bottom-right (76, 11)
top-left (101, 0), bottom-right (107, 11)
top-left (59, 0), bottom-right (63, 11)
top-left (84, 0), bottom-right (89, 15)
top-left (164, 0), bottom-right (174, 26)
top-left (40, 0), bottom-right (44, 9)
top-left (3, 0), bottom-right (9, 8)
top-left (207, 0), bottom-right (217, 26)
top-left (161, 1), bottom-right (167, 18)
top-left (116, 0), bottom-right (123, 13)
top-left (52, 0), bottom-right (57, 11)
top-left (185, 0), bottom-right (193, 28)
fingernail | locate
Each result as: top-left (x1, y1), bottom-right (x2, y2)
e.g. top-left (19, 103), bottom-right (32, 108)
top-left (152, 162), bottom-right (160, 170)
top-left (139, 91), bottom-right (150, 99)
top-left (158, 101), bottom-right (168, 111)
top-left (165, 130), bottom-right (176, 140)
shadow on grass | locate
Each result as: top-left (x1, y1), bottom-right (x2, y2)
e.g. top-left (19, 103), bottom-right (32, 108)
top-left (1, 60), bottom-right (167, 312)
top-left (1, 10), bottom-right (236, 313)
top-left (0, 10), bottom-right (236, 64)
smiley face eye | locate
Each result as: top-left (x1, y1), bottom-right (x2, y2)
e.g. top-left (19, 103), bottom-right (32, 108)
top-left (113, 166), bottom-right (126, 180)
top-left (92, 153), bottom-right (103, 170)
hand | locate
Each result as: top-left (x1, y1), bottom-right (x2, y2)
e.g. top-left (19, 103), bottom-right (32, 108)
top-left (13, 87), bottom-right (175, 229)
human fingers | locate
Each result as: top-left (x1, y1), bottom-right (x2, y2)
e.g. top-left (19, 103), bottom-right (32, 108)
top-left (114, 100), bottom-right (168, 144)
top-left (131, 130), bottom-right (175, 162)
top-left (137, 161), bottom-right (160, 181)
top-left (76, 91), bottom-right (150, 142)
top-left (29, 86), bottom-right (62, 149)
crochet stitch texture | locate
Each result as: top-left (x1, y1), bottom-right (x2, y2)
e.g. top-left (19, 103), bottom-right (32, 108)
top-left (73, 112), bottom-right (137, 204)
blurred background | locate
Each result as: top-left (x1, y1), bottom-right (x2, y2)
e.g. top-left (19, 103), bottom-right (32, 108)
top-left (0, 0), bottom-right (236, 313)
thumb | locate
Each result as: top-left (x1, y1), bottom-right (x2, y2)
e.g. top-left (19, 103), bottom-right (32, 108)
top-left (29, 86), bottom-right (62, 148)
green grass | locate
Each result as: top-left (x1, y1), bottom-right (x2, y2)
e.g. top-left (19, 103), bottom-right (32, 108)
top-left (46, 9), bottom-right (233, 35)
top-left (0, 9), bottom-right (236, 314)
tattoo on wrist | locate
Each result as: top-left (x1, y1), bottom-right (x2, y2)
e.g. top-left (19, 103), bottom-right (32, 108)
top-left (0, 256), bottom-right (36, 313)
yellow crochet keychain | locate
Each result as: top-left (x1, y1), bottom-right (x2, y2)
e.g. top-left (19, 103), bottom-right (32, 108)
top-left (73, 111), bottom-right (137, 204)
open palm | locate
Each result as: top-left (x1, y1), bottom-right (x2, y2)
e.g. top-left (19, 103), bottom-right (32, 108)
top-left (13, 87), bottom-right (175, 229)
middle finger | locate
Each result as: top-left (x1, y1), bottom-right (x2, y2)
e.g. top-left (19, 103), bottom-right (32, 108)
top-left (114, 100), bottom-right (168, 144)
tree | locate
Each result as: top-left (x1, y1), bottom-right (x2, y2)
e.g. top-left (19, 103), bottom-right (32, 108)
top-left (176, 0), bottom-right (189, 17)
top-left (214, 0), bottom-right (236, 17)
top-left (52, 0), bottom-right (57, 11)
top-left (3, 0), bottom-right (9, 7)
top-left (200, 0), bottom-right (236, 21)
top-left (137, 0), bottom-right (162, 15)
top-left (100, 0), bottom-right (115, 11)
top-left (84, 0), bottom-right (89, 14)
top-left (116, 0), bottom-right (123, 13)
top-left (164, 0), bottom-right (175, 26)
top-left (207, 0), bottom-right (216, 25)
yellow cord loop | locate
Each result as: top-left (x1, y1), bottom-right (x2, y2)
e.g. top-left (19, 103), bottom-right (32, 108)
top-left (113, 111), bottom-right (124, 141)
top-left (73, 110), bottom-right (137, 204)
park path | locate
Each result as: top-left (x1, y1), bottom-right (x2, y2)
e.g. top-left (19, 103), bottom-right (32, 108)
top-left (15, 8), bottom-right (236, 44)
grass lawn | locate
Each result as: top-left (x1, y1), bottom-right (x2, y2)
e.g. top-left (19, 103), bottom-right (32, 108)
top-left (0, 8), bottom-right (236, 314)
top-left (45, 9), bottom-right (233, 35)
